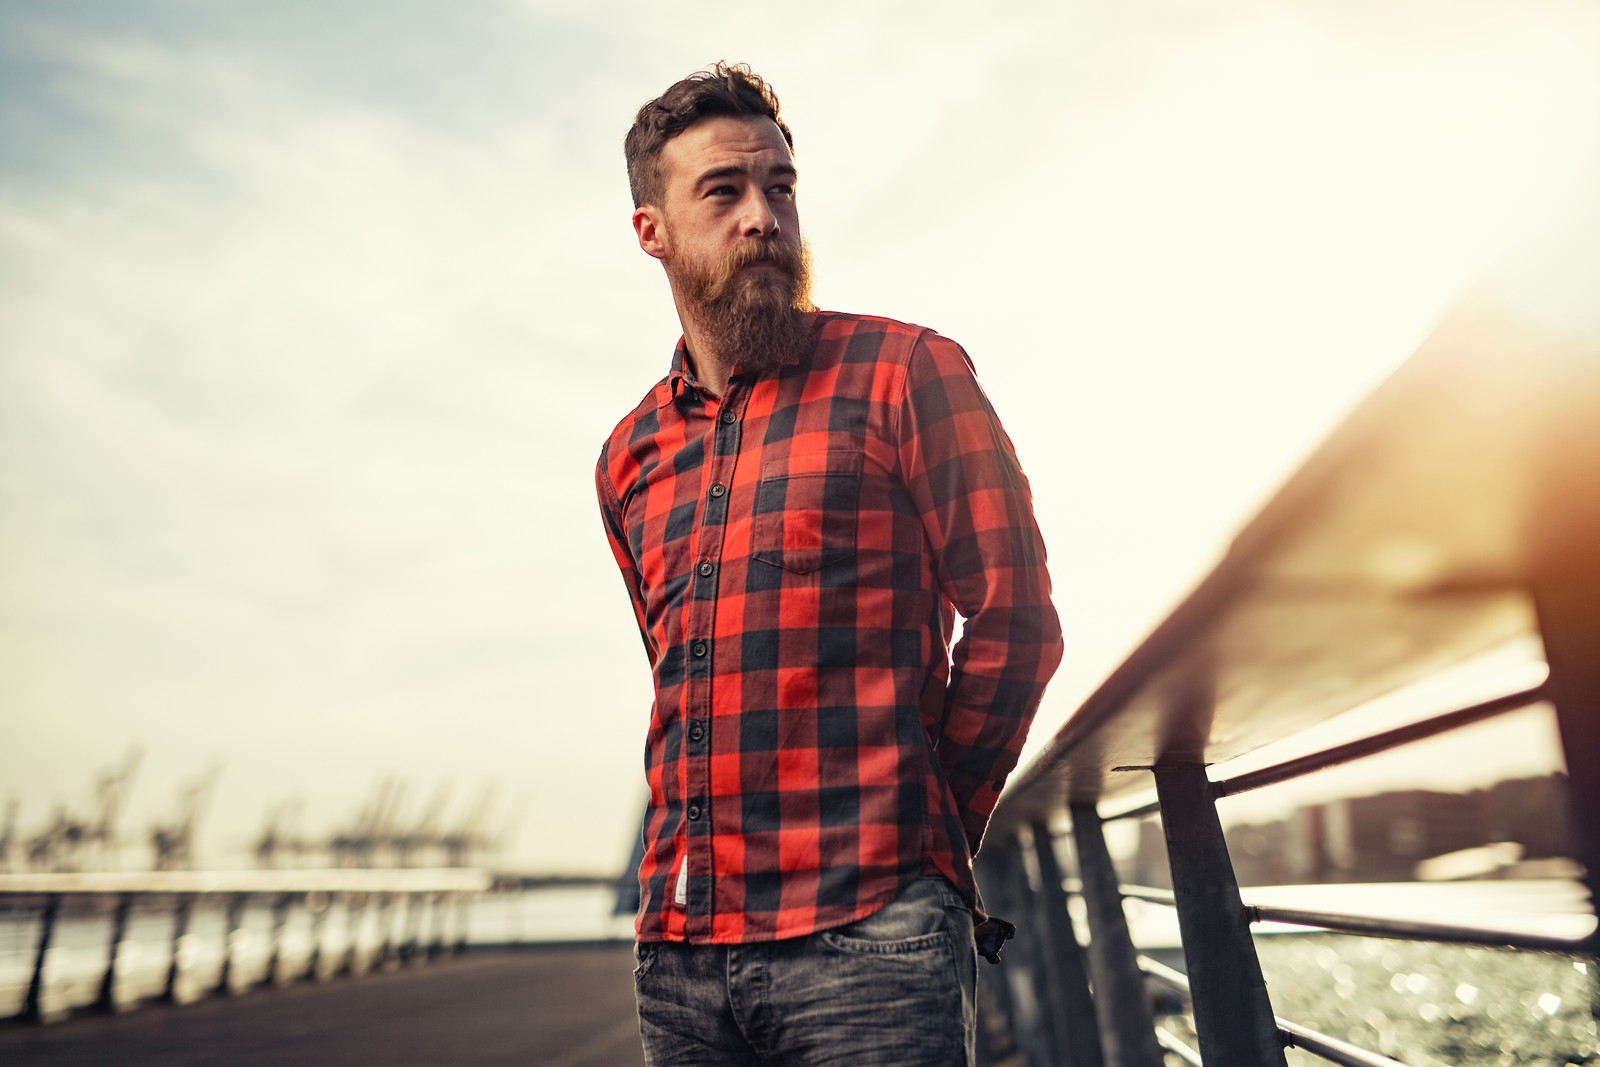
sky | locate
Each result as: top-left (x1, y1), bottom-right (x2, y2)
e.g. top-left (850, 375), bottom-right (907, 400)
top-left (3, 0), bottom-right (1598, 875)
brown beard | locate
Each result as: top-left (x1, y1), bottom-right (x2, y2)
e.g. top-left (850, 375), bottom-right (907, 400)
top-left (671, 236), bottom-right (816, 375)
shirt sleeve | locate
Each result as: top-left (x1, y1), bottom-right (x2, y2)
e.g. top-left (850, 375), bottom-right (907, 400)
top-left (595, 444), bottom-right (656, 665)
top-left (893, 331), bottom-right (1065, 854)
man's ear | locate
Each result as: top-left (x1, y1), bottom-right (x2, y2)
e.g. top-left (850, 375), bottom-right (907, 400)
top-left (634, 206), bottom-right (667, 261)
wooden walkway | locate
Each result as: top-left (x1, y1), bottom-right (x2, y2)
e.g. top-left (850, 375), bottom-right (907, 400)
top-left (0, 944), bottom-right (644, 1066)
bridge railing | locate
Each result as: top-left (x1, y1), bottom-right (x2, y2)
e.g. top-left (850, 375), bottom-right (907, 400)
top-left (977, 291), bottom-right (1600, 1067)
top-left (0, 867), bottom-right (493, 1024)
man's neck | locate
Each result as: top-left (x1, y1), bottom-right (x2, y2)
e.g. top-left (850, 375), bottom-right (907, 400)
top-left (677, 305), bottom-right (736, 397)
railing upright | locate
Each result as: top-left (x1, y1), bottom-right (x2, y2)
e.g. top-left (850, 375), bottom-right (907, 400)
top-left (454, 890), bottom-right (472, 953)
top-left (93, 892), bottom-right (133, 1014)
top-left (1067, 804), bottom-right (1163, 1067)
top-left (1531, 573), bottom-right (1600, 1018)
top-left (981, 835), bottom-right (1057, 1066)
top-left (1153, 763), bottom-right (1285, 1067)
top-left (216, 892), bottom-right (245, 995)
top-left (22, 892), bottom-right (61, 1024)
top-left (304, 894), bottom-right (328, 980)
top-left (163, 892), bottom-right (193, 1001)
top-left (1530, 383), bottom-right (1600, 1018)
top-left (377, 893), bottom-right (396, 967)
top-left (264, 892), bottom-right (292, 985)
top-left (1026, 821), bottom-right (1104, 1067)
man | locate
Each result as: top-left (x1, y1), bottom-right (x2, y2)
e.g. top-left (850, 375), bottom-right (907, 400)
top-left (596, 63), bottom-right (1064, 1066)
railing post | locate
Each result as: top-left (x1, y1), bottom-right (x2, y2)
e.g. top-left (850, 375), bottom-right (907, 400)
top-left (1068, 804), bottom-right (1165, 1067)
top-left (456, 890), bottom-right (473, 953)
top-left (1153, 763), bottom-right (1286, 1066)
top-left (304, 892), bottom-right (328, 981)
top-left (1527, 316), bottom-right (1600, 1015)
top-left (263, 892), bottom-right (292, 986)
top-left (163, 893), bottom-right (193, 1002)
top-left (337, 893), bottom-right (360, 976)
top-left (1028, 820), bottom-right (1105, 1067)
top-left (377, 893), bottom-right (396, 968)
top-left (1531, 572), bottom-right (1600, 1014)
top-left (427, 893), bottom-right (445, 958)
top-left (216, 893), bottom-right (246, 995)
top-left (93, 893), bottom-right (133, 1014)
top-left (21, 893), bottom-right (61, 1023)
top-left (401, 892), bottom-right (423, 964)
top-left (973, 854), bottom-right (1021, 1063)
top-left (980, 834), bottom-right (1054, 1067)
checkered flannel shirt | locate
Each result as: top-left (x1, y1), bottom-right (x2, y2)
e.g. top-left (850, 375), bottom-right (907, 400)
top-left (596, 311), bottom-right (1063, 944)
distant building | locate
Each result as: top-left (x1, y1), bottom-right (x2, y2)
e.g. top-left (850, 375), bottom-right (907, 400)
top-left (1208, 775), bottom-right (1572, 887)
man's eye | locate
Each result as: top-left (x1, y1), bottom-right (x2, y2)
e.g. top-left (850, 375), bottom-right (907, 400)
top-left (709, 185), bottom-right (736, 197)
top-left (770, 184), bottom-right (795, 197)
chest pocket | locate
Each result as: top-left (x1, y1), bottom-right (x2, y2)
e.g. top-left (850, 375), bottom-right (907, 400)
top-left (750, 449), bottom-right (863, 574)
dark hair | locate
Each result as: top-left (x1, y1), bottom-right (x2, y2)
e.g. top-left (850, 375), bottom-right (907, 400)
top-left (625, 62), bottom-right (793, 209)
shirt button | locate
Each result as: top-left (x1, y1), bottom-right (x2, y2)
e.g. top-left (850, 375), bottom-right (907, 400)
top-left (689, 722), bottom-right (705, 742)
top-left (692, 641), bottom-right (707, 657)
top-left (720, 410), bottom-right (736, 424)
top-left (697, 561), bottom-right (714, 576)
top-left (687, 805), bottom-right (702, 821)
top-left (709, 483), bottom-right (726, 498)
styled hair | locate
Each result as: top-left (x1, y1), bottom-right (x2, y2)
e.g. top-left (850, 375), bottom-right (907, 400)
top-left (625, 62), bottom-right (793, 209)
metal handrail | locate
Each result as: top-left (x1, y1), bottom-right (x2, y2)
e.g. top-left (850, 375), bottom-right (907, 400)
top-left (1244, 902), bottom-right (1595, 953)
top-left (1213, 684), bottom-right (1546, 800)
top-left (1154, 1027), bottom-right (1204, 1066)
top-left (1276, 1019), bottom-right (1411, 1067)
top-left (0, 868), bottom-right (493, 895)
top-left (1099, 794), bottom-right (1161, 823)
top-left (1120, 882), bottom-right (1593, 951)
top-left (1117, 884), bottom-right (1176, 907)
top-left (1095, 683), bottom-right (1545, 825)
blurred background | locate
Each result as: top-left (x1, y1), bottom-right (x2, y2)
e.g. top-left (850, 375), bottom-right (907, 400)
top-left (3, 0), bottom-right (1598, 880)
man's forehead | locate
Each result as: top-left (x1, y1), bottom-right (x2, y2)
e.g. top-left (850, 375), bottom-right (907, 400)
top-left (662, 116), bottom-right (793, 181)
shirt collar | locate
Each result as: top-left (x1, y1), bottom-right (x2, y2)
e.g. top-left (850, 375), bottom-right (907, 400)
top-left (660, 313), bottom-right (824, 408)
top-left (665, 337), bottom-right (695, 405)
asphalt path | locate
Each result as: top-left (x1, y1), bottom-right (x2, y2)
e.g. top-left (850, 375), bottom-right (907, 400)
top-left (0, 944), bottom-right (645, 1066)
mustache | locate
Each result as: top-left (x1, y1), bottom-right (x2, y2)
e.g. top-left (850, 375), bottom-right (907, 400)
top-left (721, 238), bottom-right (800, 278)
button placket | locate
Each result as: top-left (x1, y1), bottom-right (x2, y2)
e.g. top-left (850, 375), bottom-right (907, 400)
top-left (678, 388), bottom-right (742, 936)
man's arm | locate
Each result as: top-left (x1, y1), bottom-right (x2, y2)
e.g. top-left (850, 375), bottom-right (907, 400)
top-left (893, 331), bottom-right (1065, 855)
top-left (595, 445), bottom-right (656, 664)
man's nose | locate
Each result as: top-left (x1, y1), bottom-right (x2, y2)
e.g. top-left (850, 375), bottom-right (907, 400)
top-left (739, 189), bottom-right (779, 237)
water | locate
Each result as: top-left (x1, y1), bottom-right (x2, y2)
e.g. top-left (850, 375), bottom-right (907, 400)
top-left (1122, 880), bottom-right (1598, 1067)
top-left (1257, 936), bottom-right (1597, 1067)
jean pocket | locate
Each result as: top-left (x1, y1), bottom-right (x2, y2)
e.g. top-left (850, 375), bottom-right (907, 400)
top-left (632, 941), bottom-right (657, 979)
top-left (819, 927), bottom-right (952, 957)
top-left (818, 879), bottom-right (956, 960)
top-left (749, 450), bottom-right (862, 574)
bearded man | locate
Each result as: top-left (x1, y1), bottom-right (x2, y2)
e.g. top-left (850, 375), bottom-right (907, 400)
top-left (596, 63), bottom-right (1064, 1067)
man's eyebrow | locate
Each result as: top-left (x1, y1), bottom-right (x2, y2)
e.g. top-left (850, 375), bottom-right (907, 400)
top-left (694, 162), bottom-right (799, 186)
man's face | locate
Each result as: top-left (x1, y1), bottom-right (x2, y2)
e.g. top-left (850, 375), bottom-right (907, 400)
top-left (635, 115), bottom-right (812, 331)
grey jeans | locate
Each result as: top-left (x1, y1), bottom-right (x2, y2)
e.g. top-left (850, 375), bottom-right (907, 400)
top-left (633, 876), bottom-right (977, 1066)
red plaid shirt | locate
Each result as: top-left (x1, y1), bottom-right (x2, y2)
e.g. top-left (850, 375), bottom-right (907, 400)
top-left (596, 311), bottom-right (1063, 944)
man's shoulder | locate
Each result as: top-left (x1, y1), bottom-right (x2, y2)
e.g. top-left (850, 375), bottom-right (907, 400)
top-left (597, 375), bottom-right (672, 466)
top-left (817, 310), bottom-right (943, 349)
top-left (601, 375), bottom-right (672, 447)
top-left (813, 311), bottom-right (970, 375)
